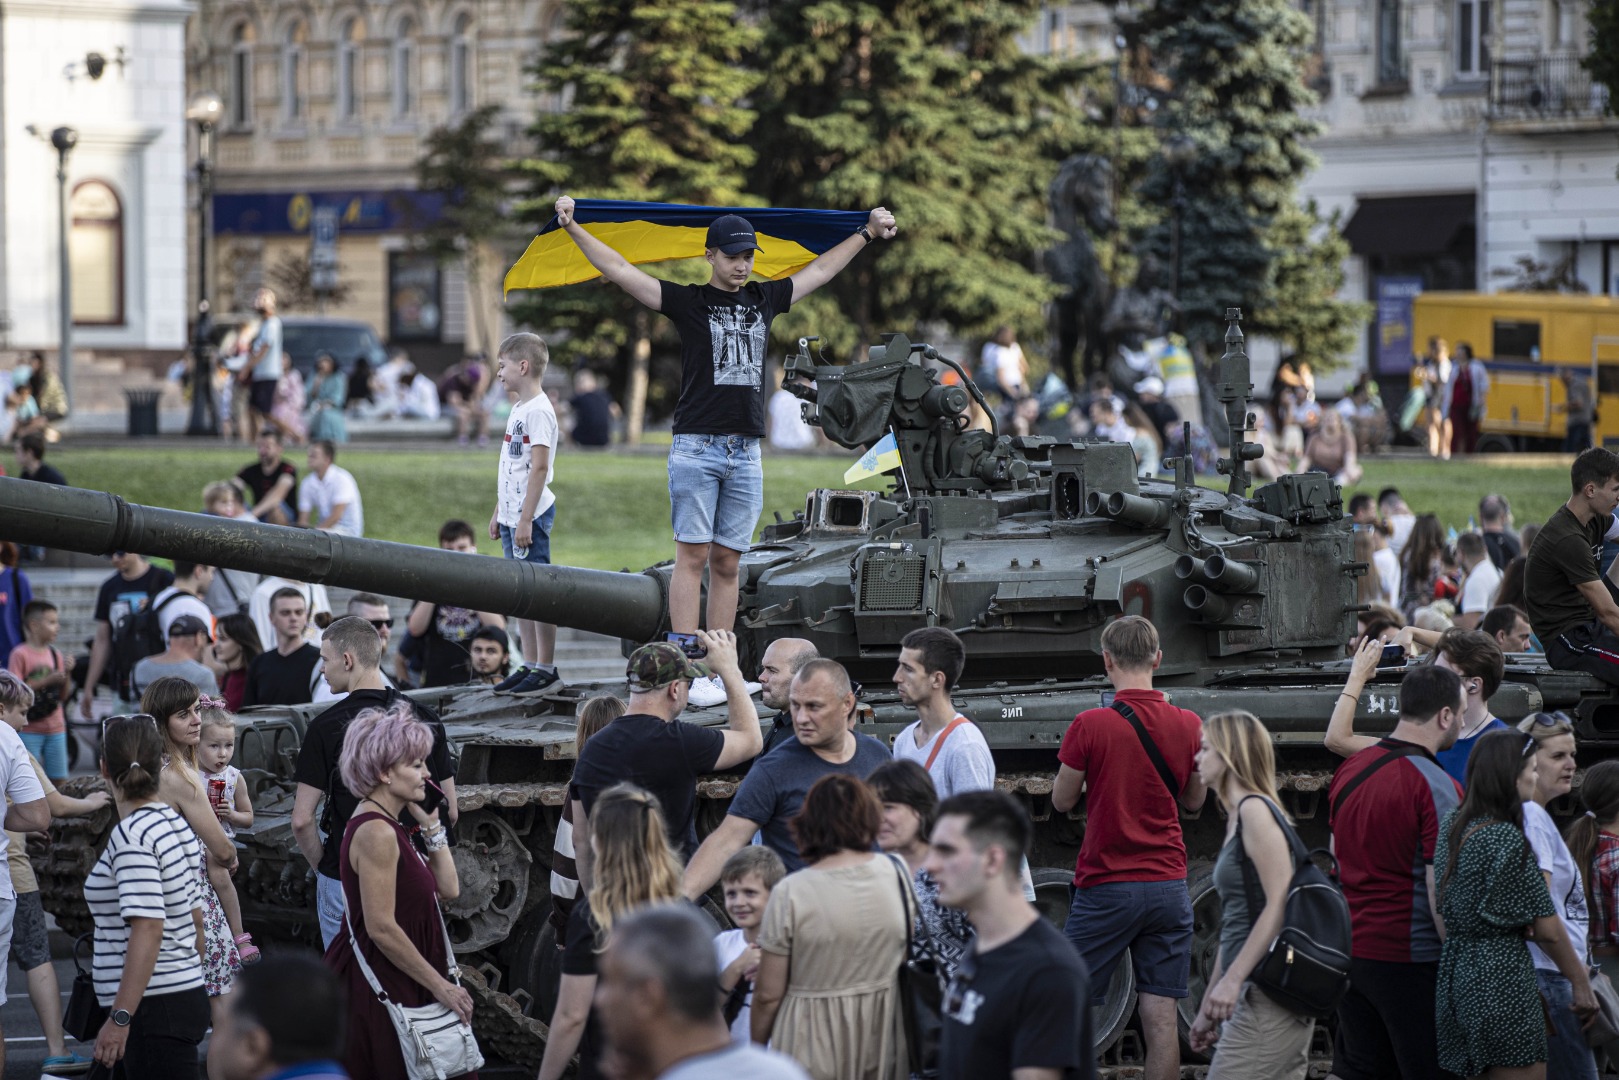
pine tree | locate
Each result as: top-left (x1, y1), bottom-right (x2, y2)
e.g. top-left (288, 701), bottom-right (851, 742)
top-left (509, 0), bottom-right (761, 440)
top-left (415, 104), bottom-right (514, 356)
top-left (1125, 0), bottom-right (1363, 364)
top-left (1586, 0), bottom-right (1619, 120)
top-left (749, 0), bottom-right (1088, 361)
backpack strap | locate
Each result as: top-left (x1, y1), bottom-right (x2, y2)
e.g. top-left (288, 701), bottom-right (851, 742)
top-left (923, 717), bottom-right (972, 772)
top-left (1111, 701), bottom-right (1180, 800)
top-left (1330, 744), bottom-right (1425, 820)
top-left (1234, 795), bottom-right (1308, 919)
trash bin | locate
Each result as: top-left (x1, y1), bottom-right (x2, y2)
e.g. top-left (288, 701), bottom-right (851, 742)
top-left (125, 389), bottom-right (162, 437)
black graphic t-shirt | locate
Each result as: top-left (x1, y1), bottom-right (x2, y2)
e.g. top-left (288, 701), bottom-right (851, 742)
top-left (660, 278), bottom-right (794, 437)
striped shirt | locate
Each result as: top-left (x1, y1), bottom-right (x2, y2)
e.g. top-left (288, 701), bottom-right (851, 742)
top-left (84, 803), bottom-right (204, 1005)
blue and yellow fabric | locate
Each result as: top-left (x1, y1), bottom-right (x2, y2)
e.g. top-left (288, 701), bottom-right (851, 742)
top-left (503, 200), bottom-right (869, 295)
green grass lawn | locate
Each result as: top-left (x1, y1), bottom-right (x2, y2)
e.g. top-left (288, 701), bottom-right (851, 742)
top-left (35, 445), bottom-right (1570, 571)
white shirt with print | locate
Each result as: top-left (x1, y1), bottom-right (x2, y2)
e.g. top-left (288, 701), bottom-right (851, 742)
top-left (498, 394), bottom-right (558, 526)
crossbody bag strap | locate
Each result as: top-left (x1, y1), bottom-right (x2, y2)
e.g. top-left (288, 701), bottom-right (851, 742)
top-left (1331, 744), bottom-right (1424, 819)
top-left (923, 718), bottom-right (972, 772)
top-left (343, 900), bottom-right (393, 1004)
top-left (1111, 701), bottom-right (1179, 799)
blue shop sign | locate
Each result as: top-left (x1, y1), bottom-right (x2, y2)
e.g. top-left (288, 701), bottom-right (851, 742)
top-left (213, 190), bottom-right (446, 235)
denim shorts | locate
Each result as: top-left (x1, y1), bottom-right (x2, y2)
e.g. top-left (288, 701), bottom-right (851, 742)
top-left (19, 730), bottom-right (67, 781)
top-left (1064, 878), bottom-right (1193, 1000)
top-left (668, 434), bottom-right (763, 552)
top-left (500, 504), bottom-right (555, 563)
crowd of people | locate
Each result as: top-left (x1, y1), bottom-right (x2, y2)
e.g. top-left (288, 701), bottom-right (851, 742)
top-left (12, 207), bottom-right (1619, 1080)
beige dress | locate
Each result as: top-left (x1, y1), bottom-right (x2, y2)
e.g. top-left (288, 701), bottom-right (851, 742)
top-left (758, 854), bottom-right (911, 1080)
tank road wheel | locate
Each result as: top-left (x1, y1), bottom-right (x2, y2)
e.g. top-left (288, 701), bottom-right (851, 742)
top-left (1030, 867), bottom-right (1135, 1055)
top-left (442, 810), bottom-right (532, 952)
top-left (1177, 869), bottom-right (1222, 1061)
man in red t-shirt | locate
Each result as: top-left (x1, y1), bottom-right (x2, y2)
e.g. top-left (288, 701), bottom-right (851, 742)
top-left (1052, 615), bottom-right (1205, 1080)
top-left (1326, 663), bottom-right (1465, 1080)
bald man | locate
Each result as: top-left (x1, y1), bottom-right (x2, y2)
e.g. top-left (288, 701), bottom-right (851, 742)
top-left (682, 659), bottom-right (890, 898)
top-left (756, 637), bottom-right (817, 756)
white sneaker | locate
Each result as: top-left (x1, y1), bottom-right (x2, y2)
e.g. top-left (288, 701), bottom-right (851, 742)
top-left (687, 675), bottom-right (759, 708)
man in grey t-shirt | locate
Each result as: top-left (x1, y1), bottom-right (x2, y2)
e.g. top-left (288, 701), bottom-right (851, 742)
top-left (599, 905), bottom-right (809, 1080)
top-left (682, 659), bottom-right (891, 895)
top-left (131, 615), bottom-right (220, 697)
top-left (246, 287), bottom-right (284, 443)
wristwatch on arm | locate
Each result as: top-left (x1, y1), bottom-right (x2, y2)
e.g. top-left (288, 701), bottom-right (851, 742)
top-left (111, 1008), bottom-right (133, 1027)
top-left (856, 225), bottom-right (872, 243)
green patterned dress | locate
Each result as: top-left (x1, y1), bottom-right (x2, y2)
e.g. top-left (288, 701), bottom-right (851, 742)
top-left (1434, 812), bottom-right (1557, 1076)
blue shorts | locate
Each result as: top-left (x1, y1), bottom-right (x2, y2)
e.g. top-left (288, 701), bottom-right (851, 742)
top-left (668, 434), bottom-right (763, 552)
top-left (500, 504), bottom-right (555, 563)
top-left (19, 731), bottom-right (67, 781)
top-left (1065, 879), bottom-right (1193, 1001)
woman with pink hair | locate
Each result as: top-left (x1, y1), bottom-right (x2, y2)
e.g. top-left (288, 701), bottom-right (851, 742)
top-left (326, 703), bottom-right (478, 1079)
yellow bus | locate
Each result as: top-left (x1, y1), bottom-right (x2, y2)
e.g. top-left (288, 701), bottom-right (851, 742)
top-left (1411, 292), bottom-right (1619, 451)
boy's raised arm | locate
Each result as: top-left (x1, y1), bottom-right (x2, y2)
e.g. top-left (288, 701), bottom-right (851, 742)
top-left (554, 196), bottom-right (664, 311)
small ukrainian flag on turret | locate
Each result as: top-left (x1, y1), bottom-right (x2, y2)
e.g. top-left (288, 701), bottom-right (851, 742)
top-left (844, 433), bottom-right (902, 484)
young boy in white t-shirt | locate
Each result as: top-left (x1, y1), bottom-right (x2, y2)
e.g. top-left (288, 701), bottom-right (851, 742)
top-left (714, 846), bottom-right (785, 1042)
top-left (489, 333), bottom-right (560, 693)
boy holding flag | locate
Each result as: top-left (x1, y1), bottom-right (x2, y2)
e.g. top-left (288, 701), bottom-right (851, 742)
top-left (552, 195), bottom-right (897, 704)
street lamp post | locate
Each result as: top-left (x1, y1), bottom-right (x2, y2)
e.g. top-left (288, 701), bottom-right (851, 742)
top-left (51, 127), bottom-right (78, 415)
top-left (185, 90), bottom-right (224, 436)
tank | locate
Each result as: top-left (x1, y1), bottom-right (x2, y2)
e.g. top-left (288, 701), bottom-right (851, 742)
top-left (6, 308), bottom-right (1615, 1075)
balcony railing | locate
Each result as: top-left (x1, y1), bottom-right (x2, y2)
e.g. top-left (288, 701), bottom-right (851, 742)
top-left (1490, 55), bottom-right (1612, 121)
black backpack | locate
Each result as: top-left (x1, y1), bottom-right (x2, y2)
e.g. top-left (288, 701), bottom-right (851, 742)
top-left (110, 591), bottom-right (185, 696)
top-left (1235, 795), bottom-right (1354, 1018)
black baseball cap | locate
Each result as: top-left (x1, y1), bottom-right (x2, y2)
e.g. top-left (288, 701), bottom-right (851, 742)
top-left (706, 214), bottom-right (762, 255)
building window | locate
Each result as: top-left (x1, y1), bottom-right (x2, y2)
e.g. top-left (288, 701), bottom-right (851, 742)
top-left (449, 14), bottom-right (473, 116)
top-left (1377, 0), bottom-right (1405, 85)
top-left (70, 181), bottom-right (123, 326)
top-left (337, 17), bottom-right (362, 122)
top-left (392, 19), bottom-right (416, 118)
top-left (282, 20), bottom-right (306, 121)
top-left (229, 23), bottom-right (255, 128)
top-left (1456, 0), bottom-right (1492, 78)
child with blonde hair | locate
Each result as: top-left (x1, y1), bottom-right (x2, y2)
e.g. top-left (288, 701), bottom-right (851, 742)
top-left (197, 702), bottom-right (254, 839)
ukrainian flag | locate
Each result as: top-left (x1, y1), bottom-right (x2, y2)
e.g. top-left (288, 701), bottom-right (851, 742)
top-left (844, 433), bottom-right (903, 485)
top-left (503, 200), bottom-right (870, 296)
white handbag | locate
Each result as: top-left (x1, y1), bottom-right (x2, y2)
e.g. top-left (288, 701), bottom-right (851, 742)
top-left (344, 876), bottom-right (484, 1080)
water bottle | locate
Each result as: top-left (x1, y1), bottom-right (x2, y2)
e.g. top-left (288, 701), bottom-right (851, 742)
top-left (514, 543), bottom-right (530, 560)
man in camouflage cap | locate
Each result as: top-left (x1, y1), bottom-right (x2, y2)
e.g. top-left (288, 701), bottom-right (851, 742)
top-left (569, 629), bottom-right (762, 888)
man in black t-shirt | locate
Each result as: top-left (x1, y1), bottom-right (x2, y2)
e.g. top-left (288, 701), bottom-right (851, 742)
top-left (405, 520), bottom-right (506, 687)
top-left (15, 433), bottom-right (66, 486)
top-left (234, 430), bottom-right (298, 526)
top-left (553, 195), bottom-right (896, 704)
top-left (1478, 493), bottom-right (1521, 571)
top-left (242, 588), bottom-right (321, 706)
top-left (570, 632), bottom-right (762, 885)
top-left (568, 369), bottom-right (617, 448)
top-left (78, 552), bottom-right (175, 717)
top-left (1526, 448), bottom-right (1619, 683)
top-left (290, 615), bottom-right (457, 948)
top-left (929, 790), bottom-right (1093, 1080)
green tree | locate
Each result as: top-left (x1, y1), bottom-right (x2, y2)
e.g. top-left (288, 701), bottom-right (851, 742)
top-left (749, 0), bottom-right (1088, 360)
top-left (415, 104), bottom-right (515, 356)
top-left (1126, 0), bottom-right (1364, 366)
top-left (1585, 0), bottom-right (1619, 118)
top-left (509, 0), bottom-right (761, 440)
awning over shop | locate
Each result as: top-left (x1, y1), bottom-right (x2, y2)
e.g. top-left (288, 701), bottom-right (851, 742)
top-left (1342, 193), bottom-right (1476, 257)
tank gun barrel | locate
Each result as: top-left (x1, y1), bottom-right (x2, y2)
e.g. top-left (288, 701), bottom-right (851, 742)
top-left (0, 478), bottom-right (665, 641)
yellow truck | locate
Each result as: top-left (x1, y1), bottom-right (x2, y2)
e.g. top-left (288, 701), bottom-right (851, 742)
top-left (1410, 292), bottom-right (1619, 451)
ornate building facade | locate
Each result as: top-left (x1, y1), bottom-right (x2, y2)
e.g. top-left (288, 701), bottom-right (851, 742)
top-left (187, 0), bottom-right (568, 364)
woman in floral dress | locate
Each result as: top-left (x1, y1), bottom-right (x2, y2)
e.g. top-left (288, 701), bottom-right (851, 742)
top-left (1435, 730), bottom-right (1596, 1079)
top-left (144, 677), bottom-right (243, 1080)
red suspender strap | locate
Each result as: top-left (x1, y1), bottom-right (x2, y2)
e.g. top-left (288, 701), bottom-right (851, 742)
top-left (924, 717), bottom-right (973, 771)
